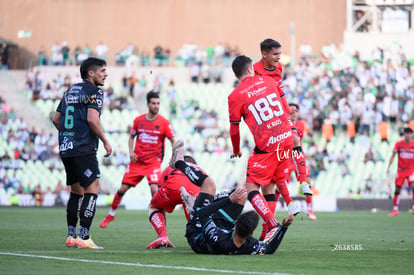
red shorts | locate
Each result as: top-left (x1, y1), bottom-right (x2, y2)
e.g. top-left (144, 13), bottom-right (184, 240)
top-left (122, 161), bottom-right (161, 186)
top-left (150, 176), bottom-right (200, 213)
top-left (246, 149), bottom-right (291, 186)
top-left (395, 169), bottom-right (414, 187)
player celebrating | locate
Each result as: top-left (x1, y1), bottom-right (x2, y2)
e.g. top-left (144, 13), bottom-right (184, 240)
top-left (253, 38), bottom-right (284, 87)
top-left (146, 155), bottom-right (200, 249)
top-left (170, 139), bottom-right (294, 255)
top-left (386, 127), bottom-right (414, 216)
top-left (100, 91), bottom-right (175, 227)
top-left (228, 55), bottom-right (294, 235)
top-left (254, 39), bottom-right (312, 215)
top-left (52, 57), bottom-right (112, 249)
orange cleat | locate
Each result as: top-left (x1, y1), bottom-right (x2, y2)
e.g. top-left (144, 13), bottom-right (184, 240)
top-left (146, 236), bottom-right (175, 249)
top-left (389, 210), bottom-right (399, 216)
top-left (307, 210), bottom-right (317, 221)
top-left (100, 215), bottom-right (115, 228)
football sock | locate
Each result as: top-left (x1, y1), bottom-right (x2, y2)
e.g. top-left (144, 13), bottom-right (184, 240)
top-left (292, 146), bottom-right (308, 183)
top-left (306, 191), bottom-right (312, 209)
top-left (79, 193), bottom-right (97, 240)
top-left (109, 190), bottom-right (124, 214)
top-left (248, 191), bottom-right (278, 228)
top-left (149, 210), bottom-right (167, 237)
top-left (68, 226), bottom-right (77, 238)
top-left (264, 194), bottom-right (276, 214)
top-left (275, 181), bottom-right (293, 205)
top-left (393, 193), bottom-right (400, 210)
top-left (260, 194), bottom-right (276, 241)
top-left (175, 160), bottom-right (208, 187)
top-left (66, 192), bottom-right (82, 235)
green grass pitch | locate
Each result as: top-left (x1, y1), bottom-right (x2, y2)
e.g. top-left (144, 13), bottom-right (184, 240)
top-left (0, 207), bottom-right (413, 275)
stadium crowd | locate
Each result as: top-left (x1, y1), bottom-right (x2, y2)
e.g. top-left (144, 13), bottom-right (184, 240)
top-left (2, 42), bottom-right (414, 206)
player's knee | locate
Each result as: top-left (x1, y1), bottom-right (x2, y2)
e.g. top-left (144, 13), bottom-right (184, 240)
top-left (201, 177), bottom-right (216, 194)
top-left (247, 190), bottom-right (260, 202)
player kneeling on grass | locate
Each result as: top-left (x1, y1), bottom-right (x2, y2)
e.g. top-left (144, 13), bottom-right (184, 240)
top-left (146, 155), bottom-right (201, 249)
top-left (171, 139), bottom-right (294, 255)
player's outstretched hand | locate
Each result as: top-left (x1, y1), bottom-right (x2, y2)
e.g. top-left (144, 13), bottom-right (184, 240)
top-left (103, 141), bottom-right (112, 157)
top-left (230, 152), bottom-right (242, 159)
top-left (229, 185), bottom-right (247, 205)
top-left (281, 214), bottom-right (294, 228)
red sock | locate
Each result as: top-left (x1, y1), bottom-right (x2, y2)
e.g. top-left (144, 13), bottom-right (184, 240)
top-left (111, 191), bottom-right (123, 211)
top-left (183, 204), bottom-right (190, 221)
top-left (150, 211), bottom-right (167, 237)
top-left (306, 193), bottom-right (312, 204)
top-left (393, 194), bottom-right (400, 207)
top-left (259, 222), bottom-right (268, 241)
top-left (275, 191), bottom-right (281, 206)
top-left (275, 181), bottom-right (293, 205)
top-left (293, 152), bottom-right (308, 183)
top-left (259, 194), bottom-right (277, 240)
top-left (249, 192), bottom-right (278, 228)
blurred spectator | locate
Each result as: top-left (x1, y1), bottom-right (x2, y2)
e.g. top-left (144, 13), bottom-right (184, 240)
top-left (1, 43), bottom-right (9, 69)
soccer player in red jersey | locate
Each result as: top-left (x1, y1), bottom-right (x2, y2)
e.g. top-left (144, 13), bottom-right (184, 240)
top-left (228, 55), bottom-right (294, 233)
top-left (253, 38), bottom-right (283, 87)
top-left (286, 103), bottom-right (316, 220)
top-left (386, 127), bottom-right (414, 216)
top-left (146, 155), bottom-right (201, 249)
top-left (253, 38), bottom-right (312, 198)
top-left (100, 91), bottom-right (176, 228)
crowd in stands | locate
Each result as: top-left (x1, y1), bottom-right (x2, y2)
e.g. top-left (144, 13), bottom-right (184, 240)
top-left (3, 41), bottom-right (414, 205)
top-left (35, 41), bottom-right (239, 69)
top-left (0, 96), bottom-right (62, 197)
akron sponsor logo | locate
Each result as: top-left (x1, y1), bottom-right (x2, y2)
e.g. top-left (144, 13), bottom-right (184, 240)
top-left (266, 131), bottom-right (292, 146)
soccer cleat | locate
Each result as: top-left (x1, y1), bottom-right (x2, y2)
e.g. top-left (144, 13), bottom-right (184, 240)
top-left (180, 186), bottom-right (196, 214)
top-left (298, 182), bottom-right (313, 197)
top-left (75, 237), bottom-right (103, 249)
top-left (288, 202), bottom-right (300, 216)
top-left (389, 210), bottom-right (399, 216)
top-left (66, 236), bottom-right (76, 247)
top-left (169, 139), bottom-right (184, 169)
top-left (263, 224), bottom-right (282, 245)
top-left (146, 235), bottom-right (175, 249)
top-left (307, 210), bottom-right (317, 221)
top-left (100, 214), bottom-right (115, 228)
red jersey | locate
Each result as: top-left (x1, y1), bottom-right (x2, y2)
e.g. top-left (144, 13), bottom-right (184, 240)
top-left (131, 114), bottom-right (174, 164)
top-left (228, 75), bottom-right (293, 153)
top-left (253, 61), bottom-right (283, 86)
top-left (294, 120), bottom-right (305, 140)
top-left (393, 139), bottom-right (414, 171)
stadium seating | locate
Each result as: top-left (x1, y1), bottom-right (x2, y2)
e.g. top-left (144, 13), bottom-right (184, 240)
top-left (0, 67), bottom-right (403, 202)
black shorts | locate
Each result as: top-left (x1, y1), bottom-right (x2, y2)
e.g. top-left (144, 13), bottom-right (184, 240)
top-left (61, 154), bottom-right (100, 188)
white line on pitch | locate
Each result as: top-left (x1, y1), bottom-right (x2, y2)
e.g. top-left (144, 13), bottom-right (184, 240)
top-left (0, 252), bottom-right (293, 275)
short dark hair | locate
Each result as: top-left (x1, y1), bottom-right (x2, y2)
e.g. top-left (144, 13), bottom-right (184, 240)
top-left (235, 211), bottom-right (259, 238)
top-left (80, 57), bottom-right (106, 80)
top-left (289, 103), bottom-right (300, 110)
top-left (403, 127), bottom-right (413, 134)
top-left (260, 39), bottom-right (281, 53)
top-left (146, 90), bottom-right (160, 103)
top-left (232, 55), bottom-right (252, 79)
top-left (184, 155), bottom-right (197, 165)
